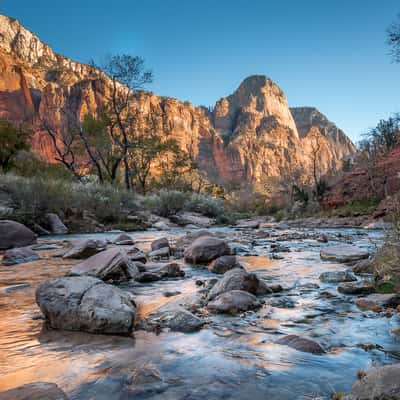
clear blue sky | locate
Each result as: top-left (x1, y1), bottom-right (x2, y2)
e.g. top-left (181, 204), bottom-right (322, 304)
top-left (1, 0), bottom-right (399, 142)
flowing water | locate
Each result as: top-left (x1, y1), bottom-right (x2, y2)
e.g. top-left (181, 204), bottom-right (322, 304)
top-left (0, 226), bottom-right (399, 399)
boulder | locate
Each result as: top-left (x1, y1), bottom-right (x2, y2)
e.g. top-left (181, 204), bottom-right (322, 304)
top-left (320, 245), bottom-right (369, 263)
top-left (69, 248), bottom-right (139, 282)
top-left (2, 246), bottom-right (40, 266)
top-left (127, 247), bottom-right (147, 264)
top-left (184, 236), bottom-right (230, 264)
top-left (170, 212), bottom-right (214, 227)
top-left (355, 293), bottom-right (400, 312)
top-left (319, 270), bottom-right (357, 283)
top-left (0, 382), bottom-right (68, 400)
top-left (352, 259), bottom-right (375, 274)
top-left (156, 262), bottom-right (185, 278)
top-left (151, 237), bottom-right (170, 251)
top-left (175, 230), bottom-right (214, 248)
top-left (236, 219), bottom-right (261, 229)
top-left (113, 233), bottom-right (134, 246)
top-left (277, 335), bottom-right (325, 354)
top-left (338, 280), bottom-right (376, 295)
top-left (62, 239), bottom-right (107, 259)
top-left (141, 305), bottom-right (204, 333)
top-left (209, 255), bottom-right (242, 274)
top-left (135, 272), bottom-right (161, 283)
top-left (345, 364), bottom-right (400, 400)
top-left (0, 220), bottom-right (36, 250)
top-left (45, 213), bottom-right (68, 235)
top-left (148, 247), bottom-right (170, 258)
top-left (36, 276), bottom-right (136, 334)
top-left (207, 290), bottom-right (261, 314)
top-left (207, 268), bottom-right (272, 301)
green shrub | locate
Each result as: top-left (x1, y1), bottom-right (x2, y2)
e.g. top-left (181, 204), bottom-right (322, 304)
top-left (184, 193), bottom-right (224, 218)
top-left (143, 190), bottom-right (189, 217)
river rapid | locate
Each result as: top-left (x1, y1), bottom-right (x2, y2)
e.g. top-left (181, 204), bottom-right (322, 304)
top-left (0, 226), bottom-right (399, 399)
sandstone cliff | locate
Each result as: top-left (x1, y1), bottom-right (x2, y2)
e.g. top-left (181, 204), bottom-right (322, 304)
top-left (0, 14), bottom-right (356, 187)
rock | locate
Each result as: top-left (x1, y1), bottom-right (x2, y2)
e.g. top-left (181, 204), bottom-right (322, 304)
top-left (338, 280), bottom-right (375, 295)
top-left (175, 230), bottom-right (214, 248)
top-left (207, 290), bottom-right (261, 314)
top-left (163, 290), bottom-right (181, 297)
top-left (69, 248), bottom-right (139, 283)
top-left (127, 247), bottom-right (147, 264)
top-left (148, 247), bottom-right (170, 258)
top-left (277, 335), bottom-right (325, 354)
top-left (319, 270), bottom-right (357, 283)
top-left (0, 382), bottom-right (68, 400)
top-left (320, 245), bottom-right (369, 263)
top-left (62, 239), bottom-right (107, 259)
top-left (355, 293), bottom-right (400, 312)
top-left (236, 219), bottom-right (261, 229)
top-left (0, 220), bottom-right (37, 250)
top-left (131, 364), bottom-right (164, 385)
top-left (36, 276), bottom-right (136, 334)
top-left (170, 212), bottom-right (214, 227)
top-left (113, 233), bottom-right (134, 246)
top-left (151, 237), bottom-right (170, 251)
top-left (184, 236), bottom-right (230, 264)
top-left (345, 364), bottom-right (400, 400)
top-left (156, 262), bottom-right (185, 278)
top-left (363, 220), bottom-right (392, 230)
top-left (207, 268), bottom-right (271, 300)
top-left (45, 213), bottom-right (68, 235)
top-left (135, 272), bottom-right (161, 283)
top-left (270, 297), bottom-right (297, 308)
top-left (141, 305), bottom-right (204, 333)
top-left (271, 244), bottom-right (291, 253)
top-left (2, 246), bottom-right (40, 265)
top-left (209, 255), bottom-right (242, 274)
top-left (152, 220), bottom-right (173, 230)
top-left (352, 259), bottom-right (375, 274)
top-left (317, 234), bottom-right (329, 243)
top-left (33, 223), bottom-right (51, 236)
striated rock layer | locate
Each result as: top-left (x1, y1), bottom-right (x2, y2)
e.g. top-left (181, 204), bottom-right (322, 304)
top-left (0, 14), bottom-right (355, 186)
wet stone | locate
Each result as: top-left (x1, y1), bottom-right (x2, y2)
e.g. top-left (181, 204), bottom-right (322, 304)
top-left (319, 270), bottom-right (357, 283)
top-left (276, 334), bottom-right (325, 354)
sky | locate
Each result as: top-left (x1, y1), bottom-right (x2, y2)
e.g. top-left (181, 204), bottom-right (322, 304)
top-left (1, 0), bottom-right (399, 143)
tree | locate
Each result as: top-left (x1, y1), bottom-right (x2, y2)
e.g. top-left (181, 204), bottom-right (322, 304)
top-left (387, 14), bottom-right (400, 63)
top-left (100, 55), bottom-right (153, 189)
top-left (0, 119), bottom-right (31, 173)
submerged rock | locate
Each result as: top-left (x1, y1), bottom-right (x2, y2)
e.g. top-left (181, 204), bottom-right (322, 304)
top-left (319, 270), bottom-right (357, 283)
top-left (2, 247), bottom-right (39, 266)
top-left (345, 364), bottom-right (400, 399)
top-left (207, 268), bottom-right (272, 300)
top-left (184, 236), bottom-right (230, 264)
top-left (36, 276), bottom-right (136, 334)
top-left (277, 334), bottom-right (325, 354)
top-left (320, 245), bottom-right (369, 263)
top-left (0, 220), bottom-right (37, 250)
top-left (207, 290), bottom-right (261, 314)
top-left (141, 305), bottom-right (204, 333)
top-left (209, 255), bottom-right (242, 274)
top-left (338, 280), bottom-right (375, 295)
top-left (0, 382), bottom-right (69, 400)
top-left (63, 239), bottom-right (107, 259)
top-left (69, 248), bottom-right (139, 282)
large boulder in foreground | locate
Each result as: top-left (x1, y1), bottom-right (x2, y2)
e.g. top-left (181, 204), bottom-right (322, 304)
top-left (277, 335), bottom-right (325, 354)
top-left (184, 236), bottom-right (230, 264)
top-left (62, 239), bottom-right (107, 259)
top-left (0, 220), bottom-right (36, 250)
top-left (36, 276), bottom-right (136, 334)
top-left (320, 245), bottom-right (369, 263)
top-left (0, 382), bottom-right (68, 400)
top-left (207, 290), bottom-right (261, 314)
top-left (2, 247), bottom-right (40, 266)
top-left (207, 268), bottom-right (271, 300)
top-left (345, 364), bottom-right (400, 400)
top-left (69, 248), bottom-right (139, 282)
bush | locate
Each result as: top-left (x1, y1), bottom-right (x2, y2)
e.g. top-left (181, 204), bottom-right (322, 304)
top-left (0, 174), bottom-right (138, 227)
top-left (142, 190), bottom-right (189, 217)
top-left (184, 193), bottom-right (224, 218)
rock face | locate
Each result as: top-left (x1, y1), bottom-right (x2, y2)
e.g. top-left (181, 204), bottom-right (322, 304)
top-left (69, 248), bottom-right (139, 282)
top-left (0, 14), bottom-right (355, 187)
top-left (36, 276), bottom-right (136, 334)
top-left (320, 245), bottom-right (369, 263)
top-left (0, 382), bottom-right (69, 400)
top-left (0, 220), bottom-right (36, 250)
top-left (184, 236), bottom-right (230, 264)
top-left (345, 364), bottom-right (400, 400)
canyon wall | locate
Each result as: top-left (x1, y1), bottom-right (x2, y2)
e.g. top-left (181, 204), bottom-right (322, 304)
top-left (0, 14), bottom-right (356, 187)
